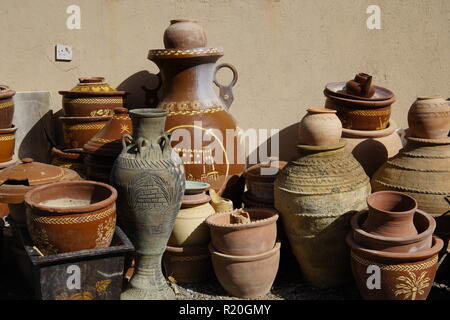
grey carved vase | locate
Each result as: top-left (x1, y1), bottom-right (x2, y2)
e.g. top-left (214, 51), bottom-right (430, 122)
top-left (111, 109), bottom-right (185, 300)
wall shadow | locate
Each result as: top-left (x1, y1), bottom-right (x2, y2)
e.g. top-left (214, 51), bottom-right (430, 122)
top-left (117, 70), bottom-right (161, 109)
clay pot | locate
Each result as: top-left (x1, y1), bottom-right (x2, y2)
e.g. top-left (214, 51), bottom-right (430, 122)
top-left (51, 147), bottom-right (86, 178)
top-left (274, 140), bottom-right (371, 288)
top-left (25, 180), bottom-right (117, 255)
top-left (345, 73), bottom-right (376, 98)
top-left (342, 120), bottom-right (403, 177)
top-left (209, 189), bottom-right (233, 213)
top-left (0, 85), bottom-right (16, 129)
top-left (352, 209), bottom-right (435, 253)
top-left (408, 96), bottom-right (450, 139)
top-left (59, 77), bottom-right (128, 117)
top-left (0, 125), bottom-right (17, 163)
top-left (298, 108), bottom-right (342, 146)
top-left (363, 191), bottom-right (418, 238)
top-left (168, 181), bottom-right (215, 247)
top-left (347, 234), bottom-right (443, 300)
top-left (209, 242), bottom-right (280, 298)
top-left (163, 244), bottom-right (212, 283)
top-left (163, 19), bottom-right (207, 49)
top-left (60, 115), bottom-right (111, 149)
top-left (206, 208), bottom-right (278, 256)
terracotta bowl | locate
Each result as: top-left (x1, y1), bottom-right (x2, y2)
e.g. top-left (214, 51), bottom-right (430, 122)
top-left (209, 242), bottom-right (280, 299)
top-left (61, 92), bottom-right (127, 117)
top-left (0, 126), bottom-right (17, 163)
top-left (244, 161), bottom-right (287, 204)
top-left (347, 234), bottom-right (443, 300)
top-left (205, 208), bottom-right (278, 256)
top-left (60, 116), bottom-right (111, 149)
top-left (24, 180), bottom-right (117, 255)
top-left (352, 209), bottom-right (435, 253)
top-left (163, 244), bottom-right (212, 283)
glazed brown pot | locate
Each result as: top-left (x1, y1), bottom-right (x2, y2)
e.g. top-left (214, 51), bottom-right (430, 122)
top-left (347, 234), bottom-right (443, 300)
top-left (352, 209), bottom-right (435, 253)
top-left (60, 116), bottom-right (111, 149)
top-left (209, 242), bottom-right (280, 299)
top-left (59, 77), bottom-right (128, 117)
top-left (51, 147), bottom-right (86, 178)
top-left (163, 244), bottom-right (212, 283)
top-left (408, 96), bottom-right (450, 139)
top-left (0, 85), bottom-right (16, 129)
top-left (0, 125), bottom-right (17, 163)
top-left (163, 19), bottom-right (207, 49)
top-left (298, 108), bottom-right (342, 146)
top-left (25, 180), bottom-right (117, 255)
top-left (205, 208), bottom-right (278, 256)
top-left (363, 191), bottom-right (418, 238)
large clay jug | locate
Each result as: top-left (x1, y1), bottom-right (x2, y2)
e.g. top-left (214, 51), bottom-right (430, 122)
top-left (111, 108), bottom-right (185, 300)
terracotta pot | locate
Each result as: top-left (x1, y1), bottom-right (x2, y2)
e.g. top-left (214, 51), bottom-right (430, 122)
top-left (111, 108), bottom-right (185, 300)
top-left (148, 22), bottom-right (245, 196)
top-left (0, 85), bottom-right (16, 129)
top-left (0, 203), bottom-right (9, 218)
top-left (206, 208), bottom-right (278, 256)
top-left (59, 77), bottom-right (128, 117)
top-left (347, 234), bottom-right (443, 300)
top-left (274, 140), bottom-right (371, 288)
top-left (408, 96), bottom-right (450, 139)
top-left (163, 19), bottom-right (207, 49)
top-left (298, 108), bottom-right (342, 146)
top-left (0, 125), bottom-right (17, 163)
top-left (51, 147), bottom-right (86, 178)
top-left (342, 120), bottom-right (403, 177)
top-left (163, 244), bottom-right (212, 283)
top-left (209, 242), bottom-right (280, 299)
top-left (25, 180), bottom-right (117, 254)
top-left (363, 191), bottom-right (418, 238)
top-left (352, 209), bottom-right (435, 253)
top-left (168, 181), bottom-right (215, 247)
top-left (60, 115), bottom-right (111, 149)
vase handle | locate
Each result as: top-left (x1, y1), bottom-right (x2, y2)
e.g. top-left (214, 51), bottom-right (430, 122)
top-left (142, 73), bottom-right (162, 108)
top-left (158, 132), bottom-right (172, 156)
top-left (214, 63), bottom-right (238, 110)
top-left (121, 134), bottom-right (134, 153)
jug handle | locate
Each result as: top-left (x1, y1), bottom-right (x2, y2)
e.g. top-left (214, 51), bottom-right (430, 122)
top-left (158, 132), bottom-right (172, 156)
top-left (142, 73), bottom-right (162, 108)
top-left (121, 134), bottom-right (134, 153)
top-left (214, 63), bottom-right (238, 110)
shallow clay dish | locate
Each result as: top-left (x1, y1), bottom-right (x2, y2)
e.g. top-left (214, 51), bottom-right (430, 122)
top-left (325, 82), bottom-right (394, 101)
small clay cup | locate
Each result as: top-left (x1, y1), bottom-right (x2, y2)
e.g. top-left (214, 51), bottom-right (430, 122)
top-left (298, 108), bottom-right (342, 146)
top-left (163, 19), bottom-right (207, 49)
top-left (363, 191), bottom-right (418, 238)
top-left (163, 244), bottom-right (212, 283)
top-left (408, 96), bottom-right (450, 139)
top-left (209, 242), bottom-right (280, 299)
top-left (352, 209), bottom-right (435, 253)
top-left (60, 116), bottom-right (111, 149)
top-left (0, 126), bottom-right (17, 163)
top-left (24, 180), bottom-right (117, 255)
top-left (205, 208), bottom-right (278, 256)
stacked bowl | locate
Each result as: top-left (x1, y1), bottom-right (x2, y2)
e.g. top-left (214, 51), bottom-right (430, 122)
top-left (0, 85), bottom-right (17, 169)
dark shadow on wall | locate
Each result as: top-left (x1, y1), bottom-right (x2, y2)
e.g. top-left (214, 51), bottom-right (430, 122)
top-left (117, 71), bottom-right (161, 110)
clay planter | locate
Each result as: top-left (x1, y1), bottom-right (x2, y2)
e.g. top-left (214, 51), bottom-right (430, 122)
top-left (24, 180), bottom-right (117, 255)
top-left (352, 209), bottom-right (435, 253)
top-left (363, 191), bottom-right (418, 238)
top-left (408, 96), bottom-right (450, 139)
top-left (60, 115), bottom-right (111, 149)
top-left (168, 181), bottom-right (215, 247)
top-left (298, 108), bottom-right (342, 146)
top-left (205, 208), bottom-right (278, 256)
top-left (163, 244), bottom-right (212, 283)
top-left (347, 234), bottom-right (443, 300)
top-left (0, 85), bottom-right (16, 129)
top-left (0, 125), bottom-right (17, 163)
top-left (209, 242), bottom-right (280, 298)
top-left (51, 147), bottom-right (86, 178)
top-left (59, 77), bottom-right (128, 117)
top-left (342, 120), bottom-right (403, 177)
top-left (163, 19), bottom-right (207, 49)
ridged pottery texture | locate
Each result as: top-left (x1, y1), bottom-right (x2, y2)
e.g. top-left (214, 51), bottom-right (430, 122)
top-left (408, 96), bottom-right (450, 139)
top-left (274, 140), bottom-right (371, 288)
top-left (111, 109), bottom-right (185, 300)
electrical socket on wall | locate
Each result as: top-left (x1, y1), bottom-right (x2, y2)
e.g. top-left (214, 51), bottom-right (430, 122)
top-left (55, 44), bottom-right (73, 61)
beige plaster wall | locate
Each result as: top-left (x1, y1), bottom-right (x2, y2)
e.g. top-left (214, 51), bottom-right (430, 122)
top-left (1, 0), bottom-right (449, 156)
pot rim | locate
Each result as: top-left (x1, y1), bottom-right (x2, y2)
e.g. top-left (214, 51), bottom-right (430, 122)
top-left (59, 115), bottom-right (113, 124)
top-left (407, 136), bottom-right (450, 145)
top-left (416, 95), bottom-right (444, 101)
top-left (342, 120), bottom-right (398, 138)
top-left (306, 107), bottom-right (337, 114)
top-left (324, 82), bottom-right (394, 101)
top-left (347, 234), bottom-right (443, 262)
top-left (209, 241), bottom-right (281, 262)
top-left (51, 147), bottom-right (85, 160)
top-left (0, 85), bottom-right (16, 99)
top-left (351, 209), bottom-right (436, 244)
top-left (367, 190), bottom-right (418, 216)
top-left (324, 89), bottom-right (396, 107)
top-left (166, 244), bottom-right (210, 255)
top-left (59, 90), bottom-right (128, 97)
top-left (170, 19), bottom-right (199, 24)
top-left (148, 47), bottom-right (224, 60)
top-left (205, 208), bottom-right (278, 230)
top-left (129, 108), bottom-right (168, 118)
top-left (0, 125), bottom-right (18, 134)
top-left (24, 180), bottom-right (117, 214)
top-left (296, 139), bottom-right (347, 152)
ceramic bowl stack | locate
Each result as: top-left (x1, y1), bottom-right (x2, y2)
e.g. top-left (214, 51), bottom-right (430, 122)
top-left (0, 85), bottom-right (18, 169)
top-left (205, 208), bottom-right (280, 298)
top-left (347, 191), bottom-right (443, 300)
top-left (324, 73), bottom-right (403, 177)
top-left (162, 181), bottom-right (216, 283)
top-left (52, 77), bottom-right (128, 177)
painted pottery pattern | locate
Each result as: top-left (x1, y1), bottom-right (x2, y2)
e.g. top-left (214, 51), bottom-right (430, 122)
top-left (148, 47), bottom-right (222, 57)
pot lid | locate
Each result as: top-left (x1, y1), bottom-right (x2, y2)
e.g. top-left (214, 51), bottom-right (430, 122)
top-left (245, 158), bottom-right (287, 182)
top-left (0, 158), bottom-right (65, 186)
top-left (83, 108), bottom-right (132, 157)
top-left (59, 77), bottom-right (127, 97)
top-left (0, 85), bottom-right (16, 100)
